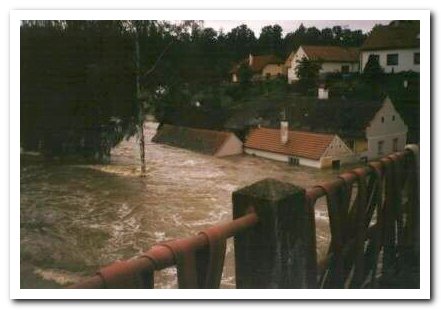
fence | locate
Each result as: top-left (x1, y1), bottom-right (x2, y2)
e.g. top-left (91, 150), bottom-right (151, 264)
top-left (69, 145), bottom-right (419, 289)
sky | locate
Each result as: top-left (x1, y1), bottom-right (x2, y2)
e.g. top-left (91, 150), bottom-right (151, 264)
top-left (202, 20), bottom-right (391, 36)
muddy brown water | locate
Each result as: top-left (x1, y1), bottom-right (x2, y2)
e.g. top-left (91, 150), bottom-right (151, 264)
top-left (20, 122), bottom-right (357, 289)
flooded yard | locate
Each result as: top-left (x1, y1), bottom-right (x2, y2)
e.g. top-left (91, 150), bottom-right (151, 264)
top-left (20, 122), bottom-right (351, 288)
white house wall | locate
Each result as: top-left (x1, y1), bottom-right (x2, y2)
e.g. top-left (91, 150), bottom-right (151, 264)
top-left (365, 97), bottom-right (408, 160)
top-left (215, 134), bottom-right (243, 157)
top-left (360, 48), bottom-right (420, 73)
top-left (244, 148), bottom-right (322, 168)
top-left (320, 62), bottom-right (359, 75)
top-left (287, 46), bottom-right (359, 83)
top-left (287, 47), bottom-right (307, 83)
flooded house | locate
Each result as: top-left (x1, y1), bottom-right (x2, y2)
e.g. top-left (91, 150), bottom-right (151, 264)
top-left (152, 124), bottom-right (243, 157)
top-left (244, 123), bottom-right (355, 169)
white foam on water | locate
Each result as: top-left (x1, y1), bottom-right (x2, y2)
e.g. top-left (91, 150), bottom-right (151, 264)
top-left (33, 268), bottom-right (86, 286)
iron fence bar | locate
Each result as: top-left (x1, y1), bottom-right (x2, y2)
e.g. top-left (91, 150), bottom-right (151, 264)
top-left (68, 212), bottom-right (258, 289)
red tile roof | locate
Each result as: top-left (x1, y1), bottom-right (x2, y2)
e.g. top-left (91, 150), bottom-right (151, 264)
top-left (361, 21), bottom-right (419, 51)
top-left (301, 45), bottom-right (359, 63)
top-left (244, 127), bottom-right (335, 160)
top-left (152, 124), bottom-right (234, 156)
top-left (231, 54), bottom-right (283, 74)
top-left (249, 55), bottom-right (283, 72)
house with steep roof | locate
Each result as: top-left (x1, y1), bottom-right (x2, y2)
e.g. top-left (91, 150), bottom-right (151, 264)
top-left (286, 45), bottom-right (359, 83)
top-left (360, 20), bottom-right (420, 73)
top-left (231, 54), bottom-right (286, 82)
top-left (152, 124), bottom-right (243, 157)
top-left (244, 123), bottom-right (355, 169)
top-left (286, 96), bottom-right (408, 161)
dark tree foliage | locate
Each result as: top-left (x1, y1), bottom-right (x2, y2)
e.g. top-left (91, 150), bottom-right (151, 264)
top-left (20, 20), bottom-right (369, 161)
top-left (21, 20), bottom-right (137, 161)
top-left (295, 57), bottom-right (322, 93)
top-left (283, 24), bottom-right (366, 58)
top-left (257, 24), bottom-right (284, 57)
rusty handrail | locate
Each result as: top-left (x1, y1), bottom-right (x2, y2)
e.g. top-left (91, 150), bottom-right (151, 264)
top-left (68, 147), bottom-right (419, 289)
top-left (69, 212), bottom-right (258, 288)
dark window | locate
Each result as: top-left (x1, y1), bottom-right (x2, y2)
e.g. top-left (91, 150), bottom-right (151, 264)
top-left (381, 116), bottom-right (384, 123)
top-left (289, 157), bottom-right (299, 166)
top-left (414, 52), bottom-right (420, 65)
top-left (378, 141), bottom-right (384, 156)
top-left (393, 138), bottom-right (399, 152)
top-left (341, 65), bottom-right (350, 73)
top-left (332, 160), bottom-right (341, 170)
top-left (387, 54), bottom-right (399, 66)
top-left (392, 115), bottom-right (396, 121)
top-left (265, 73), bottom-right (271, 80)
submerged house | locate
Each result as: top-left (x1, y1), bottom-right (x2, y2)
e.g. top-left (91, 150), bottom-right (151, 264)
top-left (152, 124), bottom-right (243, 157)
top-left (244, 123), bottom-right (355, 169)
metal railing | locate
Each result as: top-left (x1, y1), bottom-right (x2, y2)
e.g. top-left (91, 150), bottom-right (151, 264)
top-left (69, 145), bottom-right (419, 289)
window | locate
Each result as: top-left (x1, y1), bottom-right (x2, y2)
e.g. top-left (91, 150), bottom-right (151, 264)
top-left (377, 141), bottom-right (384, 156)
top-left (289, 157), bottom-right (299, 166)
top-left (392, 115), bottom-right (396, 121)
top-left (387, 54), bottom-right (399, 66)
top-left (414, 52), bottom-right (420, 65)
top-left (341, 65), bottom-right (350, 73)
top-left (381, 116), bottom-right (384, 123)
top-left (393, 138), bottom-right (399, 152)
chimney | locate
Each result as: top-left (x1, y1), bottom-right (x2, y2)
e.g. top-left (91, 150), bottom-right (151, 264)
top-left (318, 83), bottom-right (329, 100)
top-left (280, 121), bottom-right (289, 145)
top-left (249, 54), bottom-right (254, 66)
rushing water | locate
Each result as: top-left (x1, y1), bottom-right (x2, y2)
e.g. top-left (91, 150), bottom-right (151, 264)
top-left (20, 122), bottom-right (351, 289)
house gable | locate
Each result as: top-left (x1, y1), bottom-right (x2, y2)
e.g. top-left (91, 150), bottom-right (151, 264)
top-left (366, 97), bottom-right (408, 138)
top-left (322, 135), bottom-right (354, 157)
top-left (216, 134), bottom-right (243, 157)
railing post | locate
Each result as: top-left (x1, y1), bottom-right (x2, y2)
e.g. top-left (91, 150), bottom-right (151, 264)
top-left (232, 178), bottom-right (317, 289)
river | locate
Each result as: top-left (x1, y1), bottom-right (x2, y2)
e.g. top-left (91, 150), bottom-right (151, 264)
top-left (20, 122), bottom-right (351, 289)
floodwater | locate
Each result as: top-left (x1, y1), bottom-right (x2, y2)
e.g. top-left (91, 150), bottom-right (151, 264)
top-left (20, 122), bottom-right (351, 289)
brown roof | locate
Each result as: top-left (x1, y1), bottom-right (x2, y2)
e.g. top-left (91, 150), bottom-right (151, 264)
top-left (152, 124), bottom-right (234, 156)
top-left (244, 127), bottom-right (335, 160)
top-left (361, 21), bottom-right (420, 51)
top-left (301, 45), bottom-right (359, 63)
top-left (231, 54), bottom-right (283, 74)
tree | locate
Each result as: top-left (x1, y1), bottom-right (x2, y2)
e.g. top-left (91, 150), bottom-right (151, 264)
top-left (226, 24), bottom-right (257, 61)
top-left (295, 57), bottom-right (322, 93)
top-left (257, 24), bottom-right (283, 56)
top-left (237, 63), bottom-right (254, 85)
top-left (361, 55), bottom-right (385, 99)
top-left (21, 20), bottom-right (137, 161)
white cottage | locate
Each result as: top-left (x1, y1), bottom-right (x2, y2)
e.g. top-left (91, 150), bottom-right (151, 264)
top-left (244, 124), bottom-right (355, 169)
top-left (360, 20), bottom-right (420, 73)
top-left (286, 45), bottom-right (359, 84)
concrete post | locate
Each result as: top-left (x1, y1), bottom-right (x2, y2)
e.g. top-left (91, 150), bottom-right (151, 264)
top-left (233, 178), bottom-right (317, 289)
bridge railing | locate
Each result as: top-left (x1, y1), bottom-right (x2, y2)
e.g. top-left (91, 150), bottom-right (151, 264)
top-left (68, 145), bottom-right (419, 289)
